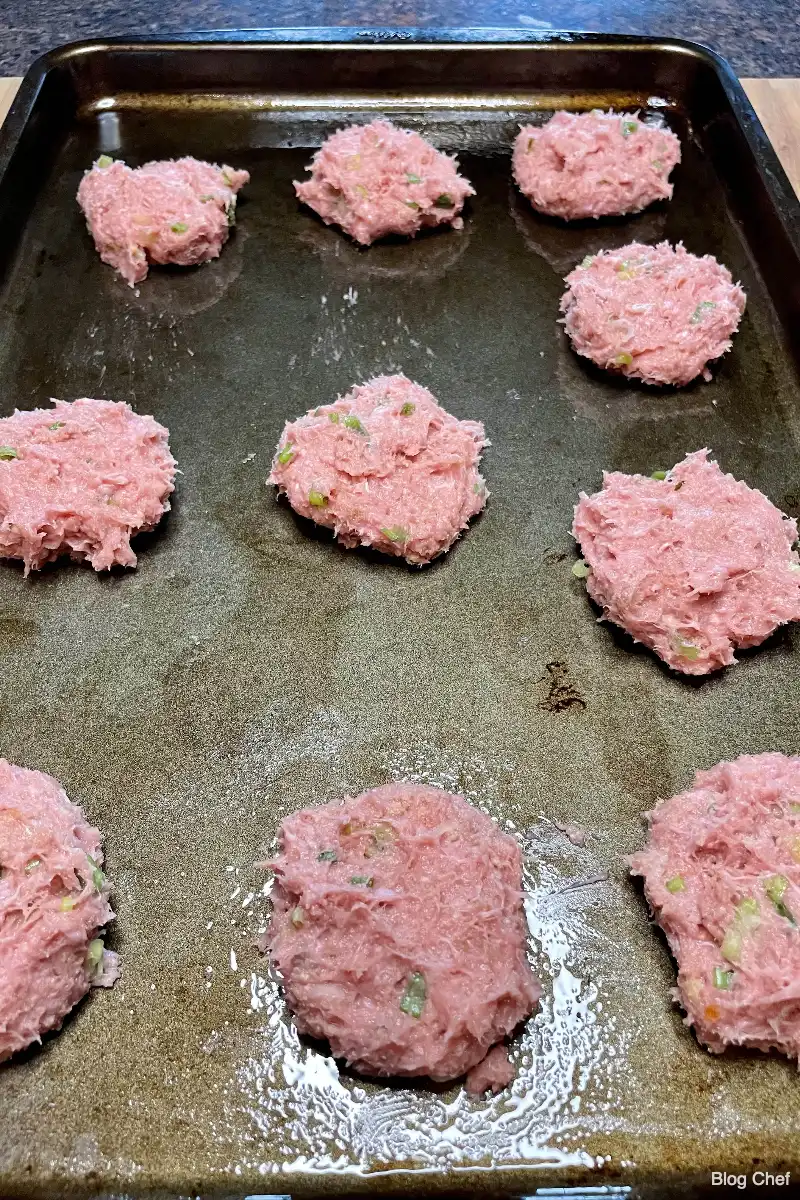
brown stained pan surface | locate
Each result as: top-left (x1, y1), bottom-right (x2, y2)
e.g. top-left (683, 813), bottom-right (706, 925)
top-left (1, 38), bottom-right (800, 1199)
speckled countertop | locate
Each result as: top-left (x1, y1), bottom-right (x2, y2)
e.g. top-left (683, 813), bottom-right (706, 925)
top-left (0, 0), bottom-right (795, 78)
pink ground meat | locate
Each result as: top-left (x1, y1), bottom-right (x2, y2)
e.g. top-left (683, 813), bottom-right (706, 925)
top-left (0, 760), bottom-right (118, 1064)
top-left (269, 375), bottom-right (487, 566)
top-left (629, 754), bottom-right (800, 1058)
top-left (572, 449), bottom-right (800, 675)
top-left (0, 397), bottom-right (176, 575)
top-left (513, 110), bottom-right (681, 221)
top-left (560, 241), bottom-right (746, 386)
top-left (77, 156), bottom-right (249, 286)
top-left (294, 120), bottom-right (474, 246)
top-left (263, 782), bottom-right (540, 1086)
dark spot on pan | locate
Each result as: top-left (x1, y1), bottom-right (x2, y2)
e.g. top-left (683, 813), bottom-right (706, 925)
top-left (542, 548), bottom-right (568, 565)
top-left (0, 614), bottom-right (39, 648)
top-left (538, 660), bottom-right (586, 712)
top-left (782, 491), bottom-right (799, 516)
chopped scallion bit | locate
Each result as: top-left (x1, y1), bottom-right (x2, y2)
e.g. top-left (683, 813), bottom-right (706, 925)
top-left (675, 638), bottom-right (700, 660)
top-left (791, 802), bottom-right (800, 814)
top-left (96, 155), bottom-right (113, 168)
top-left (713, 966), bottom-right (733, 990)
top-left (60, 896), bottom-right (77, 912)
top-left (308, 490), bottom-right (328, 507)
top-left (399, 971), bottom-right (426, 1018)
top-left (652, 159), bottom-right (663, 170)
top-left (222, 170), bottom-right (234, 186)
top-left (171, 222), bottom-right (188, 233)
top-left (350, 875), bottom-right (374, 886)
top-left (290, 906), bottom-right (305, 928)
top-left (434, 193), bottom-right (453, 208)
top-left (0, 447), bottom-right (18, 460)
top-left (399, 402), bottom-right (415, 416)
top-left (317, 849), bottom-right (337, 862)
top-left (721, 926), bottom-right (742, 963)
top-left (87, 854), bottom-right (105, 892)
top-left (86, 939), bottom-right (104, 972)
top-left (406, 173), bottom-right (422, 184)
top-left (380, 526), bottom-right (408, 543)
top-left (277, 444), bottom-right (295, 465)
top-left (651, 470), bottom-right (668, 480)
top-left (328, 412), bottom-right (340, 424)
top-left (766, 874), bottom-right (796, 924)
top-left (405, 199), bottom-right (421, 210)
top-left (621, 118), bottom-right (638, 137)
top-left (691, 301), bottom-right (716, 324)
top-left (572, 560), bottom-right (591, 579)
top-left (226, 202), bottom-right (236, 227)
top-left (580, 255), bottom-right (595, 268)
top-left (199, 194), bottom-right (213, 202)
top-left (49, 421), bottom-right (64, 430)
top-left (24, 857), bottom-right (42, 874)
top-left (343, 414), bottom-right (366, 433)
top-left (665, 875), bottom-right (685, 893)
top-left (614, 352), bottom-right (633, 366)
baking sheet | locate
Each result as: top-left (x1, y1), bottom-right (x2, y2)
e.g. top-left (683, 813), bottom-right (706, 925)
top-left (1, 33), bottom-right (800, 1198)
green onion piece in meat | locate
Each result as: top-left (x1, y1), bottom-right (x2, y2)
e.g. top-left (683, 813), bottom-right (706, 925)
top-left (328, 412), bottom-right (341, 424)
top-left (580, 255), bottom-right (595, 268)
top-left (199, 194), bottom-right (213, 202)
top-left (86, 938), bottom-right (104, 972)
top-left (621, 119), bottom-right (638, 137)
top-left (381, 526), bottom-right (408, 543)
top-left (713, 966), bottom-right (733, 990)
top-left (343, 414), bottom-right (366, 433)
top-left (317, 849), bottom-right (337, 862)
top-left (675, 639), bottom-right (700, 660)
top-left (665, 875), bottom-right (686, 893)
top-left (766, 874), bottom-right (796, 924)
top-left (405, 200), bottom-right (421, 210)
top-left (87, 854), bottom-right (105, 892)
top-left (406, 173), bottom-right (422, 184)
top-left (691, 301), bottom-right (716, 324)
top-left (96, 155), bottom-right (114, 168)
top-left (614, 352), bottom-right (633, 366)
top-left (399, 971), bottom-right (427, 1018)
top-left (434, 194), bottom-right (453, 208)
top-left (652, 159), bottom-right (663, 171)
top-left (308, 490), bottom-right (328, 507)
top-left (49, 422), bottom-right (64, 430)
top-left (25, 857), bottom-right (42, 874)
top-left (60, 896), bottom-right (77, 912)
top-left (399, 402), bottom-right (415, 416)
top-left (0, 447), bottom-right (18, 460)
top-left (572, 560), bottom-right (591, 578)
top-left (277, 444), bottom-right (295, 465)
top-left (290, 906), bottom-right (305, 928)
top-left (171, 222), bottom-right (188, 233)
top-left (651, 470), bottom-right (667, 481)
top-left (350, 875), bottom-right (374, 887)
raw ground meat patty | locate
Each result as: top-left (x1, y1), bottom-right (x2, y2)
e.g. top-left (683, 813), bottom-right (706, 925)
top-left (263, 782), bottom-right (541, 1087)
top-left (294, 120), bottom-right (474, 245)
top-left (269, 375), bottom-right (488, 565)
top-left (629, 754), bottom-right (800, 1058)
top-left (0, 760), bottom-right (118, 1063)
top-left (560, 241), bottom-right (746, 386)
top-left (513, 110), bottom-right (681, 221)
top-left (572, 449), bottom-right (800, 675)
top-left (0, 397), bottom-right (176, 574)
top-left (77, 155), bottom-right (249, 286)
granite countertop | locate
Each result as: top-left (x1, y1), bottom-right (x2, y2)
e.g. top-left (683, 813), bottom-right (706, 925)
top-left (0, 0), bottom-right (795, 78)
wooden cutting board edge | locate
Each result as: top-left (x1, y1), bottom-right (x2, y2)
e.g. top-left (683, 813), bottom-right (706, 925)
top-left (0, 74), bottom-right (796, 197)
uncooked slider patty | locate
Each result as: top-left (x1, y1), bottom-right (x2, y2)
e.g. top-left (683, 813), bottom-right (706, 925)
top-left (0, 397), bottom-right (176, 574)
top-left (560, 241), bottom-right (746, 386)
top-left (630, 753), bottom-right (800, 1058)
top-left (263, 783), bottom-right (540, 1092)
top-left (572, 449), bottom-right (800, 674)
top-left (269, 374), bottom-right (488, 565)
top-left (513, 109), bottom-right (681, 220)
top-left (294, 120), bottom-right (474, 245)
top-left (0, 760), bottom-right (118, 1063)
top-left (77, 155), bottom-right (249, 286)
